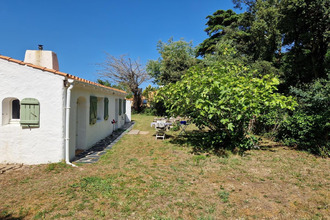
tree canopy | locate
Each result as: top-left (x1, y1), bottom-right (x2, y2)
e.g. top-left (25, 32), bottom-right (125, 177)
top-left (147, 38), bottom-right (198, 85)
top-left (197, 0), bottom-right (329, 90)
top-left (196, 9), bottom-right (241, 57)
top-left (156, 47), bottom-right (296, 151)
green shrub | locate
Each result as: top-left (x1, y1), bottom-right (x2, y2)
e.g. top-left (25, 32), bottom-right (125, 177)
top-left (170, 121), bottom-right (181, 131)
top-left (140, 107), bottom-right (156, 116)
top-left (156, 50), bottom-right (296, 152)
top-left (277, 77), bottom-right (330, 156)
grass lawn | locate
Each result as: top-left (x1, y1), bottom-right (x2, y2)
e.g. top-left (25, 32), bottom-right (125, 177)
top-left (0, 114), bottom-right (329, 219)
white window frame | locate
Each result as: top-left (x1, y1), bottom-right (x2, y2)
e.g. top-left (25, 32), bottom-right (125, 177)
top-left (97, 97), bottom-right (104, 122)
top-left (1, 98), bottom-right (20, 125)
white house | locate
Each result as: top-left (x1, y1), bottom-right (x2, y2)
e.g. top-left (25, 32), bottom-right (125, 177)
top-left (0, 49), bottom-right (131, 165)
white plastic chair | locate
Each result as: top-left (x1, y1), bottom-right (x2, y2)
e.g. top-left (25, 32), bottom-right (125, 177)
top-left (155, 121), bottom-right (166, 140)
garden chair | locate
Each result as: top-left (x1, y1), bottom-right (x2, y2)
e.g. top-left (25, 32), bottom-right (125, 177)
top-left (155, 121), bottom-right (166, 140)
top-left (179, 120), bottom-right (190, 136)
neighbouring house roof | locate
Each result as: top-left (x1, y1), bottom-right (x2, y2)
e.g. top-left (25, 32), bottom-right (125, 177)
top-left (0, 54), bottom-right (127, 95)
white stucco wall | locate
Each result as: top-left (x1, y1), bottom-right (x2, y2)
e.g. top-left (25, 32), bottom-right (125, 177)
top-left (125, 100), bottom-right (132, 122)
top-left (0, 59), bottom-right (66, 164)
top-left (68, 84), bottom-right (127, 160)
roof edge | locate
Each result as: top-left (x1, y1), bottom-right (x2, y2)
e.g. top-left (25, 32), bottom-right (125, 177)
top-left (0, 54), bottom-right (126, 95)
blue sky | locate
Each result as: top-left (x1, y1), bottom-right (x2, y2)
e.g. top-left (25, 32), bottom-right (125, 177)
top-left (0, 0), bottom-right (241, 89)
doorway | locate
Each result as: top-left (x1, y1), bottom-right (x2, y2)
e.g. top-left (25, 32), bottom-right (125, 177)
top-left (76, 97), bottom-right (87, 150)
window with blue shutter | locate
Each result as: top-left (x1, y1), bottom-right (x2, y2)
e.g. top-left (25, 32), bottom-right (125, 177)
top-left (20, 98), bottom-right (40, 128)
top-left (104, 97), bottom-right (109, 120)
top-left (90, 96), bottom-right (97, 125)
top-left (119, 99), bottom-right (122, 115)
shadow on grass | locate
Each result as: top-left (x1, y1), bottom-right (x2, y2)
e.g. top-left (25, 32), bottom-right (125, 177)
top-left (152, 134), bottom-right (175, 139)
top-left (257, 137), bottom-right (291, 152)
top-left (0, 212), bottom-right (26, 220)
top-left (169, 130), bottom-right (232, 157)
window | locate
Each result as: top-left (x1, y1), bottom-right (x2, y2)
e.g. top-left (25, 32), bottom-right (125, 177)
top-left (90, 96), bottom-right (97, 125)
top-left (123, 99), bottom-right (126, 114)
top-left (2, 98), bottom-right (20, 125)
top-left (20, 98), bottom-right (40, 128)
top-left (119, 99), bottom-right (122, 115)
top-left (97, 97), bottom-right (104, 121)
top-left (12, 99), bottom-right (20, 119)
top-left (104, 98), bottom-right (109, 120)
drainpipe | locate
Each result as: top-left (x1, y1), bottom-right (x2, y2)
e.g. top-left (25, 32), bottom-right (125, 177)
top-left (65, 79), bottom-right (77, 167)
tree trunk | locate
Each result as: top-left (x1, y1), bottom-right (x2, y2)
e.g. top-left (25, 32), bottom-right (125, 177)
top-left (132, 88), bottom-right (142, 112)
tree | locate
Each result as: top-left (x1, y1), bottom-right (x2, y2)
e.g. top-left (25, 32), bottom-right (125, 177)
top-left (279, 0), bottom-right (329, 88)
top-left (97, 54), bottom-right (149, 112)
top-left (147, 38), bottom-right (198, 85)
top-left (197, 4), bottom-right (282, 70)
top-left (155, 47), bottom-right (296, 152)
top-left (142, 84), bottom-right (156, 99)
top-left (196, 9), bottom-right (242, 57)
top-left (231, 0), bottom-right (329, 88)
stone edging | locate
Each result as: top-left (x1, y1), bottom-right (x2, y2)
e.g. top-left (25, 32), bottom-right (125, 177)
top-left (73, 121), bottom-right (135, 164)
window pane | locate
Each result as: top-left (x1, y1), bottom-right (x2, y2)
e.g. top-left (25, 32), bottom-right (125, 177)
top-left (12, 99), bottom-right (20, 119)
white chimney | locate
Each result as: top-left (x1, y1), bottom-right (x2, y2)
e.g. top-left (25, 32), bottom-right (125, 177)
top-left (24, 47), bottom-right (59, 71)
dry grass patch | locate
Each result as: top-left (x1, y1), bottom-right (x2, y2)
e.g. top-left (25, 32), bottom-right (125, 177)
top-left (0, 114), bottom-right (329, 219)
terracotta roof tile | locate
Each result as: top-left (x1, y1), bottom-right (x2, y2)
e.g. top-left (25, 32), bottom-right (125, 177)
top-left (0, 54), bottom-right (126, 94)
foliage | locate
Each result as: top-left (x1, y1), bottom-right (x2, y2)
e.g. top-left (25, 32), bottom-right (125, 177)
top-left (170, 121), bottom-right (181, 131)
top-left (203, 40), bottom-right (280, 78)
top-left (200, 0), bottom-right (329, 91)
top-left (196, 9), bottom-right (241, 57)
top-left (140, 85), bottom-right (167, 116)
top-left (97, 79), bottom-right (133, 99)
top-left (138, 107), bottom-right (156, 116)
top-left (247, 0), bottom-right (282, 62)
top-left (156, 48), bottom-right (296, 152)
top-left (147, 38), bottom-right (198, 85)
top-left (142, 84), bottom-right (157, 99)
top-left (97, 54), bottom-right (149, 112)
top-left (197, 3), bottom-right (282, 63)
top-left (279, 0), bottom-right (329, 88)
top-left (276, 77), bottom-right (330, 156)
top-left (150, 98), bottom-right (167, 116)
top-left (97, 79), bottom-right (112, 87)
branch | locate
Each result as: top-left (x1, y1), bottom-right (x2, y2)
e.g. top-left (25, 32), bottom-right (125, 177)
top-left (97, 53), bottom-right (150, 91)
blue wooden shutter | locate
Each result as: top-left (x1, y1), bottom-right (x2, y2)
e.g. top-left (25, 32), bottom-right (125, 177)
top-left (104, 97), bottom-right (109, 120)
top-left (119, 99), bottom-right (122, 115)
top-left (20, 98), bottom-right (40, 128)
top-left (90, 96), bottom-right (97, 125)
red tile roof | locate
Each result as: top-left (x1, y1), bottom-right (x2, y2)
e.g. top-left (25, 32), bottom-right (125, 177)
top-left (0, 54), bottom-right (126, 94)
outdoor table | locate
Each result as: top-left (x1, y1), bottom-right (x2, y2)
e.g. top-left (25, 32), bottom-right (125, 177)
top-left (151, 122), bottom-right (172, 140)
top-left (150, 122), bottom-right (172, 128)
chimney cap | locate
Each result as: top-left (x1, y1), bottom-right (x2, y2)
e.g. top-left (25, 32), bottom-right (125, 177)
top-left (38, 45), bottom-right (43, 50)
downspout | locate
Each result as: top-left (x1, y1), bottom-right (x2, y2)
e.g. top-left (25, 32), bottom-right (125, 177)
top-left (65, 79), bottom-right (77, 167)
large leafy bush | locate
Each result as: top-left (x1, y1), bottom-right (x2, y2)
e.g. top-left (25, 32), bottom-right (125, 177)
top-left (156, 59), bottom-right (295, 152)
top-left (277, 77), bottom-right (330, 156)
